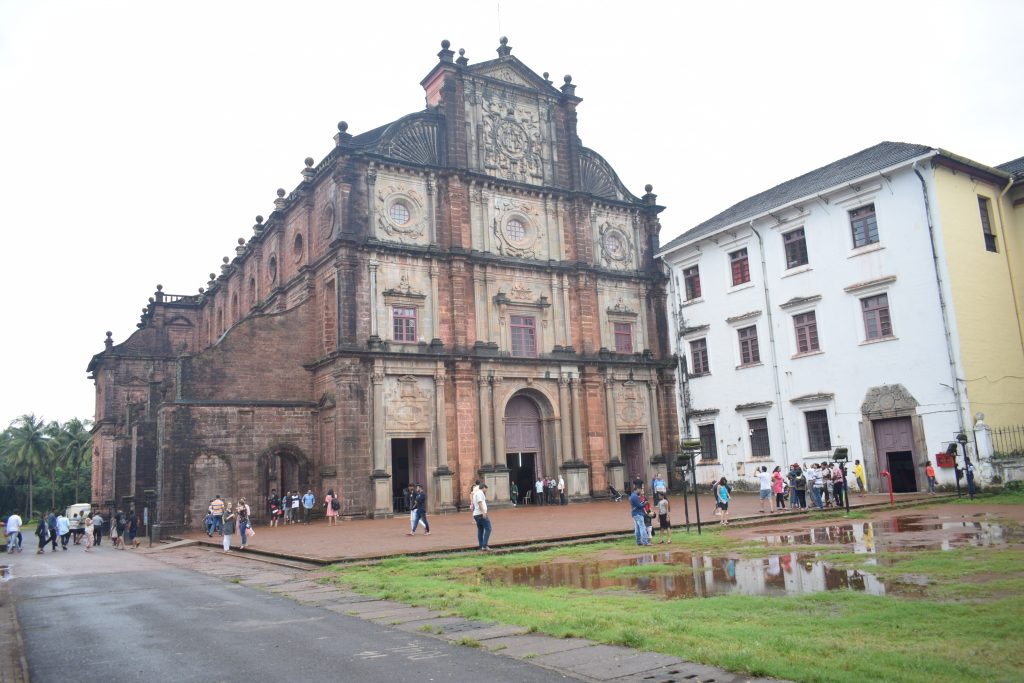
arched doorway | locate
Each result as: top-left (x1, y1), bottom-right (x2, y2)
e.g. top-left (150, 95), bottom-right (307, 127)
top-left (262, 446), bottom-right (310, 521)
top-left (505, 395), bottom-right (543, 505)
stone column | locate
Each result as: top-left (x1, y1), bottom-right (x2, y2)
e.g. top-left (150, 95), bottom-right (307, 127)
top-left (570, 375), bottom-right (584, 463)
top-left (474, 267), bottom-right (487, 344)
top-left (433, 364), bottom-right (454, 511)
top-left (558, 375), bottom-right (572, 466)
top-left (426, 174), bottom-right (436, 244)
top-left (478, 375), bottom-right (493, 469)
top-left (370, 362), bottom-right (391, 516)
top-left (647, 379), bottom-right (663, 458)
top-left (561, 273), bottom-right (572, 349)
top-left (429, 263), bottom-right (441, 344)
top-left (488, 375), bottom-right (510, 503)
top-left (368, 257), bottom-right (380, 341)
top-left (551, 273), bottom-right (564, 348)
top-left (604, 374), bottom-right (618, 462)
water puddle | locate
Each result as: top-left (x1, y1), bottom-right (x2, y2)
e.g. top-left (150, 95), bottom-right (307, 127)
top-left (485, 515), bottom-right (1017, 600)
top-left (0, 565), bottom-right (9, 582)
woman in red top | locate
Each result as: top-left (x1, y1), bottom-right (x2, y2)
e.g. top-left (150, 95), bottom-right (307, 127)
top-left (925, 461), bottom-right (937, 494)
top-left (771, 466), bottom-right (786, 511)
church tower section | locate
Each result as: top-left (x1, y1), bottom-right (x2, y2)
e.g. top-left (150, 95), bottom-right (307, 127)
top-left (87, 38), bottom-right (677, 533)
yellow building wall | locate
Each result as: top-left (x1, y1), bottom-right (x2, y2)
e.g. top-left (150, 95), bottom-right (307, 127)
top-left (932, 165), bottom-right (1024, 428)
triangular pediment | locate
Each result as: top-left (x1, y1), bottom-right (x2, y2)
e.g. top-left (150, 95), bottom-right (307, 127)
top-left (468, 57), bottom-right (557, 94)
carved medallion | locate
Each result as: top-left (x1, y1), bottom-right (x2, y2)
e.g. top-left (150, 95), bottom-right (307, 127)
top-left (481, 96), bottom-right (544, 184)
top-left (492, 197), bottom-right (543, 258)
top-left (616, 382), bottom-right (646, 425)
top-left (319, 203), bottom-right (335, 240)
top-left (599, 221), bottom-right (633, 269)
top-left (376, 184), bottom-right (427, 243)
top-left (386, 375), bottom-right (430, 430)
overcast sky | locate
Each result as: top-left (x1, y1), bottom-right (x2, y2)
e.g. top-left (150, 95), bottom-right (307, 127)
top-left (1, 0), bottom-right (1020, 428)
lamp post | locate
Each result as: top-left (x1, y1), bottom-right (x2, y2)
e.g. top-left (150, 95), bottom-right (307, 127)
top-left (957, 432), bottom-right (973, 500)
top-left (677, 439), bottom-right (702, 535)
top-left (947, 441), bottom-right (962, 499)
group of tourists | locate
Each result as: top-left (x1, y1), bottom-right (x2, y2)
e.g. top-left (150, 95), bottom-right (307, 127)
top-left (747, 461), bottom-right (863, 514)
top-left (531, 476), bottom-right (566, 505)
top-left (629, 478), bottom-right (672, 546)
top-left (4, 508), bottom-right (135, 554)
top-left (263, 489), bottom-right (325, 526)
top-left (204, 495), bottom-right (254, 552)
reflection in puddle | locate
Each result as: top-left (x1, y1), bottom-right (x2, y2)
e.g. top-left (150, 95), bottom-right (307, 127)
top-left (0, 565), bottom-right (9, 582)
top-left (486, 515), bottom-right (1015, 600)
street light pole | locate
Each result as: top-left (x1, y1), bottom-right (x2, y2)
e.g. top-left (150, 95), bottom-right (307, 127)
top-left (957, 432), bottom-right (973, 500)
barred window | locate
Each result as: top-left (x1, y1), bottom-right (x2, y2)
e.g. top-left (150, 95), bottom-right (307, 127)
top-left (979, 196), bottom-right (997, 253)
top-left (783, 228), bottom-right (808, 268)
top-left (850, 204), bottom-right (879, 249)
top-left (690, 338), bottom-right (709, 375)
top-left (749, 418), bottom-right (770, 457)
top-left (698, 423), bottom-right (718, 461)
top-left (805, 410), bottom-right (832, 451)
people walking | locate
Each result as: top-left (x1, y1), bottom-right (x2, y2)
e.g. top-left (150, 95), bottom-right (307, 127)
top-left (324, 489), bottom-right (340, 525)
top-left (656, 493), bottom-right (671, 544)
top-left (221, 504), bottom-right (236, 552)
top-left (772, 466), bottom-right (786, 512)
top-left (57, 511), bottom-right (70, 550)
top-left (757, 466), bottom-right (773, 514)
top-left (832, 463), bottom-right (846, 508)
top-left (127, 510), bottom-right (140, 548)
top-left (302, 489), bottom-right (315, 524)
top-left (237, 499), bottom-right (251, 550)
top-left (47, 510), bottom-right (58, 552)
top-left (290, 492), bottom-right (301, 523)
top-left (925, 461), bottom-right (937, 494)
top-left (854, 460), bottom-right (866, 495)
top-left (472, 483), bottom-right (491, 551)
top-left (407, 484), bottom-right (430, 536)
top-left (629, 484), bottom-right (650, 546)
top-left (6, 513), bottom-right (22, 553)
top-left (793, 466), bottom-right (807, 509)
top-left (83, 516), bottom-right (94, 552)
top-left (716, 477), bottom-right (731, 525)
top-left (209, 496), bottom-right (225, 534)
top-left (809, 464), bottom-right (825, 510)
top-left (35, 516), bottom-right (50, 554)
top-left (92, 512), bottom-right (104, 546)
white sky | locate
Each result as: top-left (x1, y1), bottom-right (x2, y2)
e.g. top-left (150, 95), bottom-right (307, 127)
top-left (1, 0), bottom-right (1020, 428)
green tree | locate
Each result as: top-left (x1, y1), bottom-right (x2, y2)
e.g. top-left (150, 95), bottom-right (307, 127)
top-left (4, 414), bottom-right (50, 517)
top-left (57, 418), bottom-right (92, 504)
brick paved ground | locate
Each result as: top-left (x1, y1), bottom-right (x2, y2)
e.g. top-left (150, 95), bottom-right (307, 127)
top-left (179, 490), bottom-right (937, 563)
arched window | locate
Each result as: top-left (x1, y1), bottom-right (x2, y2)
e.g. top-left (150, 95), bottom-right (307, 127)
top-left (248, 277), bottom-right (256, 304)
top-left (293, 233), bottom-right (304, 262)
top-left (268, 256), bottom-right (278, 285)
top-left (231, 293), bottom-right (239, 321)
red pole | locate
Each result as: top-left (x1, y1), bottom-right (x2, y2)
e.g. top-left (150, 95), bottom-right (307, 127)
top-left (880, 470), bottom-right (894, 506)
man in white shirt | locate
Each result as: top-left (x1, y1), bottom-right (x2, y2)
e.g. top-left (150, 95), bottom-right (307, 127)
top-left (756, 466), bottom-right (773, 514)
top-left (472, 483), bottom-right (491, 551)
top-left (6, 514), bottom-right (22, 553)
top-left (557, 475), bottom-right (566, 505)
top-left (534, 478), bottom-right (544, 506)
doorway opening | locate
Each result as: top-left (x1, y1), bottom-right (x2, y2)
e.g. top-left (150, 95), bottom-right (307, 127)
top-left (505, 452), bottom-right (537, 505)
top-left (621, 433), bottom-right (644, 492)
top-left (266, 452), bottom-right (301, 503)
top-left (391, 438), bottom-right (427, 512)
top-left (887, 452), bottom-right (918, 493)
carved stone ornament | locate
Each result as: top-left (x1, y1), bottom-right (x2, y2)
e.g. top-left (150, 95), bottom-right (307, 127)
top-left (599, 221), bottom-right (633, 269)
top-left (385, 375), bottom-right (430, 430)
top-left (492, 197), bottom-right (543, 258)
top-left (388, 274), bottom-right (424, 297)
top-left (861, 384), bottom-right (919, 416)
top-left (509, 281), bottom-right (535, 302)
top-left (616, 381), bottom-right (646, 426)
top-left (319, 202), bottom-right (335, 240)
top-left (481, 96), bottom-right (544, 184)
top-left (608, 297), bottom-right (637, 317)
top-left (376, 184), bottom-right (427, 242)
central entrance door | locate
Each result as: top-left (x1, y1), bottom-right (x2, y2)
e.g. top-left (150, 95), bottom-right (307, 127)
top-left (621, 433), bottom-right (644, 492)
top-left (391, 438), bottom-right (427, 512)
top-left (873, 418), bottom-right (919, 493)
top-left (505, 395), bottom-right (542, 505)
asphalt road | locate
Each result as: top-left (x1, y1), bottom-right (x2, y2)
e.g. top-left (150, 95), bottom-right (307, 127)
top-left (9, 546), bottom-right (574, 683)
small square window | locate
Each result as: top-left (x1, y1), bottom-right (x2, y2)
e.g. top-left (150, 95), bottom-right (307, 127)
top-left (783, 228), bottom-right (808, 268)
top-left (793, 311), bottom-right (820, 353)
top-left (683, 266), bottom-right (702, 300)
top-left (805, 410), bottom-right (832, 451)
top-left (392, 307), bottom-right (417, 342)
top-left (861, 294), bottom-right (892, 340)
top-left (850, 204), bottom-right (879, 249)
top-left (510, 315), bottom-right (537, 357)
top-left (979, 196), bottom-right (997, 253)
top-left (738, 325), bottom-right (760, 365)
top-left (614, 322), bottom-right (633, 354)
top-left (730, 249), bottom-right (750, 286)
top-left (689, 338), bottom-right (709, 375)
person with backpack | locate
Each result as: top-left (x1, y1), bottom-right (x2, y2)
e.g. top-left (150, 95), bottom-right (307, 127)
top-left (793, 466), bottom-right (808, 509)
top-left (407, 484), bottom-right (430, 536)
top-left (35, 516), bottom-right (50, 554)
top-left (324, 489), bottom-right (340, 526)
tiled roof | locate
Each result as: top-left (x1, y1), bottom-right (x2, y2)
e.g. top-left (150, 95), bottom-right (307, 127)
top-left (997, 155), bottom-right (1024, 178)
top-left (659, 141), bottom-right (935, 254)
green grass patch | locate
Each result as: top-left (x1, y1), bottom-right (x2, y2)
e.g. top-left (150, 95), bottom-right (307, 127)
top-left (325, 535), bottom-right (1024, 683)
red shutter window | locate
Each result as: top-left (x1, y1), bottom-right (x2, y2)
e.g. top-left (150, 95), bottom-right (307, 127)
top-left (850, 204), bottom-right (879, 248)
top-left (392, 307), bottom-right (417, 342)
top-left (738, 325), bottom-right (760, 365)
top-left (613, 322), bottom-right (633, 354)
top-left (683, 266), bottom-right (702, 300)
top-left (730, 249), bottom-right (750, 286)
top-left (783, 228), bottom-right (808, 268)
top-left (861, 294), bottom-right (892, 339)
top-left (793, 311), bottom-right (820, 353)
top-left (689, 338), bottom-right (709, 375)
top-left (510, 315), bottom-right (537, 356)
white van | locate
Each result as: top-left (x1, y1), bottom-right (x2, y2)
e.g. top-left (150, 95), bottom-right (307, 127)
top-left (66, 503), bottom-right (92, 530)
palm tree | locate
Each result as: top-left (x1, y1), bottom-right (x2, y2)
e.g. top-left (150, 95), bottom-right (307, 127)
top-left (5, 414), bottom-right (50, 518)
top-left (58, 418), bottom-right (92, 503)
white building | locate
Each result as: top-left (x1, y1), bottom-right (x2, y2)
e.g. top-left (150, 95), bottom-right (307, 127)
top-left (657, 142), bottom-right (1024, 492)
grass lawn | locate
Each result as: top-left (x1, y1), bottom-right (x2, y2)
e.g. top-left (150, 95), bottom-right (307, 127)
top-left (325, 504), bottom-right (1024, 683)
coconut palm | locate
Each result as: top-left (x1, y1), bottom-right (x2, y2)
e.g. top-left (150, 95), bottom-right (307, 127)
top-left (58, 418), bottom-right (92, 504)
top-left (5, 414), bottom-right (50, 517)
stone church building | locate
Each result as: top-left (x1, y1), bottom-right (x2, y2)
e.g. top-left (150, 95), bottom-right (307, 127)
top-left (87, 38), bottom-right (678, 532)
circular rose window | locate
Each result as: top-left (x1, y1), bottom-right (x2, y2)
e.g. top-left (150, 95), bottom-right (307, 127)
top-left (389, 202), bottom-right (410, 225)
top-left (506, 218), bottom-right (526, 242)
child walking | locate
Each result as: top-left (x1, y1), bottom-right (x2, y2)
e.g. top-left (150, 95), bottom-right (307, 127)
top-left (717, 477), bottom-right (731, 525)
top-left (656, 493), bottom-right (671, 544)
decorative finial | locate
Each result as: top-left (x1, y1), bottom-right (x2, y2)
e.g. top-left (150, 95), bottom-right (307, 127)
top-left (237, 238), bottom-right (245, 246)
top-left (255, 215), bottom-right (264, 224)
top-left (438, 39), bottom-right (454, 63)
top-left (441, 39), bottom-right (450, 49)
top-left (148, 297), bottom-right (155, 303)
top-left (304, 157), bottom-right (314, 167)
top-left (645, 184), bottom-right (653, 193)
top-left (497, 36), bottom-right (512, 57)
top-left (198, 287), bottom-right (205, 294)
top-left (222, 256), bottom-right (230, 264)
top-left (560, 74), bottom-right (577, 97)
top-left (338, 121), bottom-right (348, 133)
top-left (301, 157), bottom-right (316, 182)
top-left (276, 188), bottom-right (286, 198)
top-left (209, 273), bottom-right (216, 280)
top-left (334, 120), bottom-right (352, 147)
top-left (456, 48), bottom-right (468, 66)
top-left (104, 331), bottom-right (114, 349)
top-left (564, 74), bottom-right (572, 84)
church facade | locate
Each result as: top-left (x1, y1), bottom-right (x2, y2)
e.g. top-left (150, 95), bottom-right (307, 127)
top-left (87, 38), bottom-right (678, 532)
